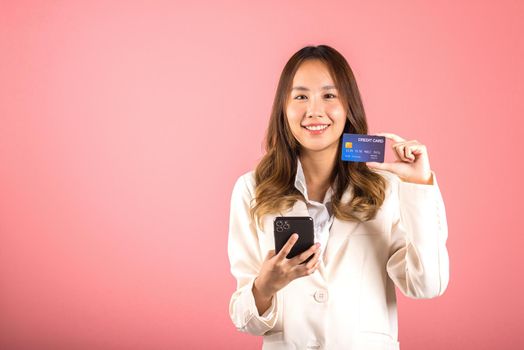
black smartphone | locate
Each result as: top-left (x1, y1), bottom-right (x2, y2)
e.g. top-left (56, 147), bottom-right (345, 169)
top-left (273, 216), bottom-right (315, 264)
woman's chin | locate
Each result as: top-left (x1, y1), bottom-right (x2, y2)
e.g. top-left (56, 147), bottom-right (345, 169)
top-left (299, 142), bottom-right (339, 154)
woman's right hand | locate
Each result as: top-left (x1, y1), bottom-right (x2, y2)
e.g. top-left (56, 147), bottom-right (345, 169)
top-left (252, 234), bottom-right (322, 306)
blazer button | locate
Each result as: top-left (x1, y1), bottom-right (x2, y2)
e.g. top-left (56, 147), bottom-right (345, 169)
top-left (314, 289), bottom-right (328, 303)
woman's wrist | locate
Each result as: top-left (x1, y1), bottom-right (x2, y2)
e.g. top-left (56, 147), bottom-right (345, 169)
top-left (253, 276), bottom-right (274, 301)
top-left (252, 277), bottom-right (274, 316)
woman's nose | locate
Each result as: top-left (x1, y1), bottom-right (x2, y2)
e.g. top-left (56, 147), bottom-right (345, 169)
top-left (306, 97), bottom-right (325, 117)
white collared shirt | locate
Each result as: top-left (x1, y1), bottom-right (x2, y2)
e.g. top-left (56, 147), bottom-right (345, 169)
top-left (294, 158), bottom-right (335, 260)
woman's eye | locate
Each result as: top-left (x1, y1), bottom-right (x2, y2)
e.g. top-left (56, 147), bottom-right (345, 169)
top-left (294, 94), bottom-right (336, 100)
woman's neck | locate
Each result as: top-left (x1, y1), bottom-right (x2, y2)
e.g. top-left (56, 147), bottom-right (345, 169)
top-left (299, 146), bottom-right (337, 189)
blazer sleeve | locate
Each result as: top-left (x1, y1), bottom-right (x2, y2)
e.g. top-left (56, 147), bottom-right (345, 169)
top-left (386, 170), bottom-right (450, 299)
top-left (227, 173), bottom-right (280, 335)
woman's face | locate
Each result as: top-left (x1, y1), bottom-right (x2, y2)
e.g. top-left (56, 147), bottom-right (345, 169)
top-left (286, 59), bottom-right (347, 155)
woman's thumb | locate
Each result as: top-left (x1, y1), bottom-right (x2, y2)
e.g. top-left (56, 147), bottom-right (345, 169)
top-left (366, 161), bottom-right (384, 169)
top-left (367, 161), bottom-right (397, 172)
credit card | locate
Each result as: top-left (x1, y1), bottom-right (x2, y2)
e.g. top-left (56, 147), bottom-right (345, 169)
top-left (341, 133), bottom-right (385, 162)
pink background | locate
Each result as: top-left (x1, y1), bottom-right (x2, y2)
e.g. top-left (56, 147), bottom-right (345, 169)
top-left (1, 0), bottom-right (523, 349)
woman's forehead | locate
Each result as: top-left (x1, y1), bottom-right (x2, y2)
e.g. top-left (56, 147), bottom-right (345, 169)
top-left (292, 60), bottom-right (336, 88)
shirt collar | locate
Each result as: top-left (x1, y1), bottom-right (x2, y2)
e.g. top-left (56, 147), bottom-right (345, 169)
top-left (294, 157), bottom-right (335, 205)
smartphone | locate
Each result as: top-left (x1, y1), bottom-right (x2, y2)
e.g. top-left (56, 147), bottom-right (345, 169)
top-left (273, 216), bottom-right (315, 264)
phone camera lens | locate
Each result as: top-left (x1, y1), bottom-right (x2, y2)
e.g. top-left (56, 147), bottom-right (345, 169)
top-left (276, 227), bottom-right (283, 232)
top-left (283, 224), bottom-right (290, 229)
top-left (276, 221), bottom-right (283, 227)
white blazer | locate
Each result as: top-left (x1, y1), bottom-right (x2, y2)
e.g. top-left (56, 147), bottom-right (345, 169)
top-left (228, 168), bottom-right (449, 350)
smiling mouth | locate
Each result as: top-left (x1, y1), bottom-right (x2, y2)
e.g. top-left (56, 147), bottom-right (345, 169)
top-left (302, 124), bottom-right (330, 131)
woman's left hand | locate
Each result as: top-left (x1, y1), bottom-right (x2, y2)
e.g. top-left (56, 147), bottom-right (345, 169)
top-left (366, 132), bottom-right (434, 185)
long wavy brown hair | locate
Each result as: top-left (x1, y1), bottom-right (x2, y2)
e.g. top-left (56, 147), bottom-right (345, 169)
top-left (250, 45), bottom-right (387, 229)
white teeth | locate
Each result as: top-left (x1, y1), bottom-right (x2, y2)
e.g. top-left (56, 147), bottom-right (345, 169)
top-left (305, 125), bottom-right (329, 131)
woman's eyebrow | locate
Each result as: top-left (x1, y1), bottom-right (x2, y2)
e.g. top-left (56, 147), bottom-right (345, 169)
top-left (291, 85), bottom-right (337, 91)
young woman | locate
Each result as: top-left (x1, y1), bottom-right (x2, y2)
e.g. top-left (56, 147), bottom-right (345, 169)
top-left (227, 45), bottom-right (449, 350)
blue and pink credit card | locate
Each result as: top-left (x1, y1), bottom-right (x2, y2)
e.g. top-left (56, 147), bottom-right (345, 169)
top-left (341, 133), bottom-right (385, 162)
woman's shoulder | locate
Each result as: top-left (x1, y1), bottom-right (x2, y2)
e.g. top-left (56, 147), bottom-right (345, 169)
top-left (232, 170), bottom-right (256, 197)
top-left (235, 169), bottom-right (256, 186)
